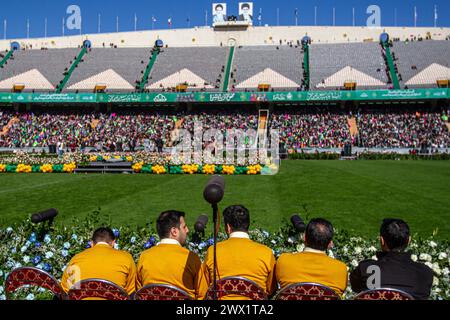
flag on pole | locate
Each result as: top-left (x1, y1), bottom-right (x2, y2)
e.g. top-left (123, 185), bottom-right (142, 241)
top-left (294, 8), bottom-right (298, 26)
top-left (168, 18), bottom-right (172, 28)
top-left (414, 6), bottom-right (417, 27)
top-left (434, 5), bottom-right (438, 27)
top-left (257, 8), bottom-right (262, 26)
top-left (134, 13), bottom-right (138, 31)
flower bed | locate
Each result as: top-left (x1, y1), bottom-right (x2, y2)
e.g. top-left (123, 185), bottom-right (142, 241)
top-left (0, 213), bottom-right (448, 300)
top-left (1, 152), bottom-right (276, 175)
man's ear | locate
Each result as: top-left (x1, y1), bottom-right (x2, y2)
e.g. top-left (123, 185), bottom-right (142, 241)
top-left (111, 239), bottom-right (116, 247)
top-left (408, 236), bottom-right (411, 246)
top-left (380, 236), bottom-right (385, 247)
top-left (327, 240), bottom-right (334, 249)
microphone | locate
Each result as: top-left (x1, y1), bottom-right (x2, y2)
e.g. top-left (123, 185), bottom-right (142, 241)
top-left (203, 175), bottom-right (225, 205)
top-left (291, 214), bottom-right (306, 233)
top-left (194, 215), bottom-right (209, 233)
top-left (31, 209), bottom-right (58, 224)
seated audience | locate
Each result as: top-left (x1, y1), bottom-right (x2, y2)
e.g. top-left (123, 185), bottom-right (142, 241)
top-left (350, 218), bottom-right (433, 299)
top-left (136, 210), bottom-right (203, 299)
top-left (60, 227), bottom-right (136, 295)
top-left (199, 205), bottom-right (277, 300)
top-left (276, 218), bottom-right (348, 296)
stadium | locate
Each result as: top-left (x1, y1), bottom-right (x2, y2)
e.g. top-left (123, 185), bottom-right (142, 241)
top-left (0, 2), bottom-right (449, 302)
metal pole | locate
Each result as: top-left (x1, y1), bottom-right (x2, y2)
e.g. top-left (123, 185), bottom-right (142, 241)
top-left (333, 8), bottom-right (335, 26)
top-left (27, 19), bottom-right (30, 39)
top-left (98, 14), bottom-right (101, 33)
top-left (352, 8), bottom-right (355, 26)
top-left (4, 19), bottom-right (6, 40)
top-left (314, 6), bottom-right (317, 26)
top-left (277, 8), bottom-right (280, 26)
top-left (45, 18), bottom-right (47, 38)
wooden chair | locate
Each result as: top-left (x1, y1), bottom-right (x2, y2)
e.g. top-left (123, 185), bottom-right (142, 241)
top-left (5, 267), bottom-right (66, 300)
top-left (68, 279), bottom-right (129, 300)
top-left (354, 288), bottom-right (414, 300)
top-left (205, 276), bottom-right (268, 300)
top-left (134, 284), bottom-right (192, 300)
top-left (275, 282), bottom-right (340, 300)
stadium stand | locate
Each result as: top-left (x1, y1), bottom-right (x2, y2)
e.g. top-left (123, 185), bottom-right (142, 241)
top-left (310, 42), bottom-right (388, 90)
top-left (0, 49), bottom-right (79, 91)
top-left (391, 41), bottom-right (450, 88)
top-left (232, 46), bottom-right (303, 91)
top-left (147, 47), bottom-right (228, 91)
top-left (64, 48), bottom-right (151, 92)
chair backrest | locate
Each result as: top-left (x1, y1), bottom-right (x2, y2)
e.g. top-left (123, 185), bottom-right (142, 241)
top-left (67, 279), bottom-right (129, 300)
top-left (275, 282), bottom-right (341, 300)
top-left (5, 267), bottom-right (66, 300)
top-left (354, 288), bottom-right (414, 300)
top-left (134, 284), bottom-right (192, 300)
top-left (205, 276), bottom-right (268, 300)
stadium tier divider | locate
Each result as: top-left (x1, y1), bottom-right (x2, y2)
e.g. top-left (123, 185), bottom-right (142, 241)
top-left (381, 41), bottom-right (401, 89)
top-left (221, 45), bottom-right (235, 92)
top-left (56, 47), bottom-right (88, 93)
top-left (0, 51), bottom-right (13, 69)
top-left (139, 48), bottom-right (159, 92)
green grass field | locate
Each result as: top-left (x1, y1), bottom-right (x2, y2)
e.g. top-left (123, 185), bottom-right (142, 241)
top-left (0, 161), bottom-right (449, 239)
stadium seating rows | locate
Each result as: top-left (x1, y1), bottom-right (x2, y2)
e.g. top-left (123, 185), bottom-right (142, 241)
top-left (1, 41), bottom-right (449, 92)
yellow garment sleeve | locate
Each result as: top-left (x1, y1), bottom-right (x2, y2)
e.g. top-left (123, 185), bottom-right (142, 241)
top-left (124, 255), bottom-right (137, 295)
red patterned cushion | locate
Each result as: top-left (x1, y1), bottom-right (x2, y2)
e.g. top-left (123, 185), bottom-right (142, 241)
top-left (354, 289), bottom-right (413, 300)
top-left (205, 277), bottom-right (267, 300)
top-left (68, 279), bottom-right (129, 300)
top-left (5, 267), bottom-right (65, 300)
top-left (276, 283), bottom-right (340, 300)
top-left (134, 284), bottom-right (192, 300)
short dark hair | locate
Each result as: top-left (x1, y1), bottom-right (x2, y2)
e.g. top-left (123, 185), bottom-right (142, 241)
top-left (92, 227), bottom-right (115, 244)
top-left (380, 218), bottom-right (410, 251)
top-left (215, 4), bottom-right (223, 10)
top-left (223, 205), bottom-right (250, 232)
top-left (241, 3), bottom-right (250, 9)
top-left (305, 218), bottom-right (334, 251)
top-left (156, 210), bottom-right (185, 239)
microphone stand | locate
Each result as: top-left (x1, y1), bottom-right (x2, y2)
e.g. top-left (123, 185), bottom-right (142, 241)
top-left (211, 203), bottom-right (219, 301)
top-left (37, 217), bottom-right (55, 242)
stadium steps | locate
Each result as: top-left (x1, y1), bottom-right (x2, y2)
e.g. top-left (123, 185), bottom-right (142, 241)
top-left (347, 117), bottom-right (359, 138)
top-left (0, 51), bottom-right (13, 69)
top-left (139, 47), bottom-right (159, 91)
top-left (55, 47), bottom-right (88, 93)
top-left (221, 45), bottom-right (235, 92)
top-left (381, 42), bottom-right (400, 89)
top-left (257, 109), bottom-right (269, 148)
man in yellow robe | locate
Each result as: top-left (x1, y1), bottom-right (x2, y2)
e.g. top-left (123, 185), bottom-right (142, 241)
top-left (199, 205), bottom-right (277, 300)
top-left (276, 218), bottom-right (348, 296)
top-left (136, 210), bottom-right (204, 299)
top-left (61, 227), bottom-right (136, 295)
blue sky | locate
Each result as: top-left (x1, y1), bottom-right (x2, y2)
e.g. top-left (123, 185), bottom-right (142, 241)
top-left (0, 0), bottom-right (448, 39)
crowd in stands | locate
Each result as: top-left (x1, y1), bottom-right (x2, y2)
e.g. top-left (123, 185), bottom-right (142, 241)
top-left (59, 206), bottom-right (433, 300)
top-left (355, 111), bottom-right (449, 149)
top-left (0, 108), bottom-right (448, 151)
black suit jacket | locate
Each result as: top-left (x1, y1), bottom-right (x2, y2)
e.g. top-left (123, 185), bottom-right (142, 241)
top-left (350, 251), bottom-right (433, 300)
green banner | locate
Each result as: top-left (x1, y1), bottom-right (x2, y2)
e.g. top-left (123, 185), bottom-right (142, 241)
top-left (0, 89), bottom-right (448, 104)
